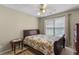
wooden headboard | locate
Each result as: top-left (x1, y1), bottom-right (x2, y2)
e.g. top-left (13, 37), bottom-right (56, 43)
top-left (23, 29), bottom-right (40, 39)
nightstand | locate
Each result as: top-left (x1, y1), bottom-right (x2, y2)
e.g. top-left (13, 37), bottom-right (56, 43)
top-left (10, 38), bottom-right (24, 54)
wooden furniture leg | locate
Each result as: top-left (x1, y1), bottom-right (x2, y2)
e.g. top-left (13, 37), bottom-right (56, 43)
top-left (13, 43), bottom-right (16, 54)
top-left (11, 43), bottom-right (14, 51)
top-left (21, 41), bottom-right (24, 49)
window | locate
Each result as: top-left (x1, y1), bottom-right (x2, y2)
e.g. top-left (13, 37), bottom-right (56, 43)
top-left (44, 16), bottom-right (65, 37)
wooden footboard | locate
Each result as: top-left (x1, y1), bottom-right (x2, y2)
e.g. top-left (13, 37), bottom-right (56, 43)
top-left (54, 35), bottom-right (65, 55)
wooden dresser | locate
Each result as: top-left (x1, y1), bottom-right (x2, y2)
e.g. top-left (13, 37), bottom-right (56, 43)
top-left (75, 24), bottom-right (79, 54)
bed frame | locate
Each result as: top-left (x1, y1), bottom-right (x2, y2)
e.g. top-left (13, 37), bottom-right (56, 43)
top-left (54, 35), bottom-right (65, 55)
top-left (23, 29), bottom-right (65, 55)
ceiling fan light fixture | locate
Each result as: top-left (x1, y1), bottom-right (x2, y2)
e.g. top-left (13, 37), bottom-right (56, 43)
top-left (37, 12), bottom-right (44, 16)
top-left (42, 9), bottom-right (46, 13)
top-left (40, 9), bottom-right (46, 13)
top-left (38, 4), bottom-right (47, 16)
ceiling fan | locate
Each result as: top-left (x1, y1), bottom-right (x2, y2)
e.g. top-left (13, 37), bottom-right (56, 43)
top-left (37, 4), bottom-right (56, 16)
top-left (38, 4), bottom-right (47, 15)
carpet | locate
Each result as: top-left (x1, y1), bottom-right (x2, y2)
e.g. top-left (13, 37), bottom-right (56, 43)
top-left (2, 47), bottom-right (36, 55)
top-left (2, 47), bottom-right (75, 55)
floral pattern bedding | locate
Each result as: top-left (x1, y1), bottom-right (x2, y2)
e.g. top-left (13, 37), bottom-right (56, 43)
top-left (24, 35), bottom-right (59, 55)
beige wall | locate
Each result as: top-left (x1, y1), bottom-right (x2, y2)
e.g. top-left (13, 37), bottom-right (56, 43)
top-left (0, 5), bottom-right (38, 52)
top-left (70, 10), bottom-right (79, 48)
top-left (38, 9), bottom-right (79, 48)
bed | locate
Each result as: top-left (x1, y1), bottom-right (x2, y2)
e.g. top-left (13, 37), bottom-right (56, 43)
top-left (23, 29), bottom-right (65, 55)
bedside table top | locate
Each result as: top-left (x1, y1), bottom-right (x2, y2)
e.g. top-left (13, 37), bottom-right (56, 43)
top-left (11, 38), bottom-right (22, 42)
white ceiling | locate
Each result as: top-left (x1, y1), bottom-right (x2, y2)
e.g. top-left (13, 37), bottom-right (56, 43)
top-left (2, 4), bottom-right (79, 17)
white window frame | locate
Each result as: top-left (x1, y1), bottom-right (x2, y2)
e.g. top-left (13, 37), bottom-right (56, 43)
top-left (44, 16), bottom-right (65, 37)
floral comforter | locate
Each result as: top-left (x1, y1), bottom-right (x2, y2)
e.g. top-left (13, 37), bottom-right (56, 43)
top-left (24, 35), bottom-right (59, 55)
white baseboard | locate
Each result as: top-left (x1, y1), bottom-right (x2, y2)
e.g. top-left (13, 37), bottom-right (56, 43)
top-left (0, 49), bottom-right (11, 55)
